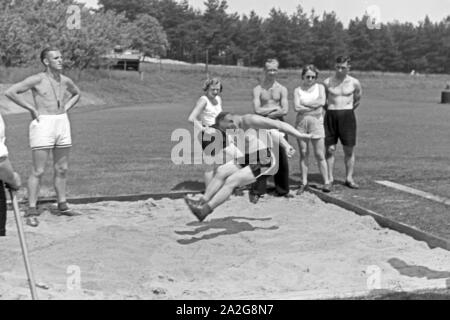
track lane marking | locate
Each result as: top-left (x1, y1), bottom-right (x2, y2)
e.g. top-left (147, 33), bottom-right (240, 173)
top-left (376, 180), bottom-right (450, 206)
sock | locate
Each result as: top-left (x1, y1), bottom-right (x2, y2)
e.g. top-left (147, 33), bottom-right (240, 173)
top-left (202, 203), bottom-right (213, 216)
top-left (58, 202), bottom-right (69, 211)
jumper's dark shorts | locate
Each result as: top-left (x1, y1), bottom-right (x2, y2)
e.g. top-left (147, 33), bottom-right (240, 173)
top-left (324, 110), bottom-right (357, 147)
top-left (237, 148), bottom-right (273, 178)
top-left (201, 125), bottom-right (227, 157)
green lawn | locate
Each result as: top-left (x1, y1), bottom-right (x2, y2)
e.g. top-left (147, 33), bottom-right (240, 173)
top-left (3, 67), bottom-right (449, 198)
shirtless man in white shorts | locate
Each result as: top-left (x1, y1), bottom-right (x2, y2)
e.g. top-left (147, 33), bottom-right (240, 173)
top-left (184, 112), bottom-right (310, 222)
top-left (5, 48), bottom-right (81, 225)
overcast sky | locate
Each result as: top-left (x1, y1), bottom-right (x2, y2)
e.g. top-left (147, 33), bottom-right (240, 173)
top-left (79, 0), bottom-right (450, 25)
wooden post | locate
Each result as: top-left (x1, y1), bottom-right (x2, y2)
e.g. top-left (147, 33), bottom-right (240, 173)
top-left (441, 82), bottom-right (450, 104)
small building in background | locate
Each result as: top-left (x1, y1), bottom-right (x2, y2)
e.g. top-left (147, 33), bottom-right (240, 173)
top-left (100, 46), bottom-right (142, 71)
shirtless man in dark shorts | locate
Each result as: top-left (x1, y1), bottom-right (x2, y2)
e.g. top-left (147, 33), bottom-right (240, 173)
top-left (324, 56), bottom-right (362, 189)
top-left (252, 59), bottom-right (291, 201)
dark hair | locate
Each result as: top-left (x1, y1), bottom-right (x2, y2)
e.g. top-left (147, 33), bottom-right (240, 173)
top-left (215, 112), bottom-right (231, 126)
top-left (264, 58), bottom-right (279, 70)
top-left (301, 64), bottom-right (319, 79)
top-left (203, 78), bottom-right (223, 92)
top-left (336, 55), bottom-right (351, 64)
top-left (40, 47), bottom-right (59, 65)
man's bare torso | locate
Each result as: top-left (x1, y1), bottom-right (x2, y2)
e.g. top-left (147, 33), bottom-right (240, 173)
top-left (233, 115), bottom-right (272, 153)
top-left (255, 81), bottom-right (284, 110)
top-left (324, 75), bottom-right (359, 111)
top-left (32, 73), bottom-right (73, 115)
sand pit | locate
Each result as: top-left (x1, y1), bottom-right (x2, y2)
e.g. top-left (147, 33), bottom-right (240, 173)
top-left (1, 192), bottom-right (450, 300)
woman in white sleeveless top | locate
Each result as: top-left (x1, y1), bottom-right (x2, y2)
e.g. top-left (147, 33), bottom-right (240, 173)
top-left (188, 78), bottom-right (226, 187)
top-left (294, 65), bottom-right (331, 194)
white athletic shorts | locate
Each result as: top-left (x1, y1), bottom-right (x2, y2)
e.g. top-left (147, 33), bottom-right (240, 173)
top-left (29, 114), bottom-right (72, 150)
top-left (0, 115), bottom-right (8, 158)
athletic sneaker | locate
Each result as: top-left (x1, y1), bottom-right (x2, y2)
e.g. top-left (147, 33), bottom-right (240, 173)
top-left (55, 202), bottom-right (79, 217)
top-left (271, 190), bottom-right (294, 198)
top-left (282, 193), bottom-right (294, 199)
top-left (232, 188), bottom-right (245, 197)
top-left (296, 185), bottom-right (309, 196)
top-left (24, 207), bottom-right (40, 227)
top-left (249, 192), bottom-right (261, 204)
top-left (185, 196), bottom-right (206, 206)
top-left (322, 183), bottom-right (332, 193)
top-left (345, 181), bottom-right (360, 190)
top-left (184, 197), bottom-right (212, 222)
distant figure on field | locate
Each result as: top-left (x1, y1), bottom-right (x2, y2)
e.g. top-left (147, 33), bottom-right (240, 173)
top-left (323, 56), bottom-right (362, 189)
top-left (5, 47), bottom-right (81, 226)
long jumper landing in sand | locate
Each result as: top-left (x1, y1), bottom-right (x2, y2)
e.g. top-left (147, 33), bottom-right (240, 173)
top-left (184, 112), bottom-right (311, 222)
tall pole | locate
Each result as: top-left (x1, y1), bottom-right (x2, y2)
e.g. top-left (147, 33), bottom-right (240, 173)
top-left (205, 48), bottom-right (209, 77)
top-left (9, 190), bottom-right (38, 300)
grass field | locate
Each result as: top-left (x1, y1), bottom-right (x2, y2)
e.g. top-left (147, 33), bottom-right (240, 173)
top-left (2, 64), bottom-right (450, 239)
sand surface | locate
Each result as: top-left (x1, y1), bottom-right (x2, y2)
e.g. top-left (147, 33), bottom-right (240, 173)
top-left (1, 193), bottom-right (450, 300)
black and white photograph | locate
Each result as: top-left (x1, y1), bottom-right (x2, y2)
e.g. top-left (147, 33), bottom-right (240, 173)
top-left (0, 0), bottom-right (450, 304)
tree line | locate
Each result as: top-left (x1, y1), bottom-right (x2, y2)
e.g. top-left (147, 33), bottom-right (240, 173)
top-left (0, 0), bottom-right (168, 68)
top-left (99, 0), bottom-right (450, 74)
top-left (0, 0), bottom-right (449, 73)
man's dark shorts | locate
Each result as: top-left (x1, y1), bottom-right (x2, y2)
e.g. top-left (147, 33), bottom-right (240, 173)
top-left (324, 110), bottom-right (357, 147)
